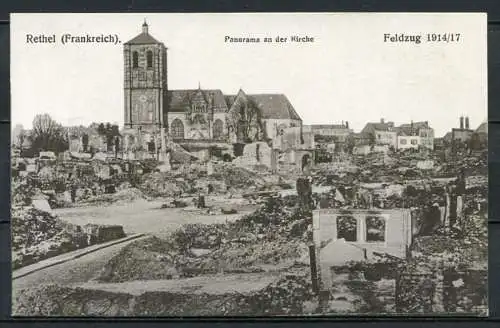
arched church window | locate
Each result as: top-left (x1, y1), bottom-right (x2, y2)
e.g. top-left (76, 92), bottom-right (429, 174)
top-left (146, 50), bottom-right (153, 68)
top-left (213, 119), bottom-right (224, 139)
top-left (132, 51), bottom-right (139, 68)
top-left (171, 119), bottom-right (184, 140)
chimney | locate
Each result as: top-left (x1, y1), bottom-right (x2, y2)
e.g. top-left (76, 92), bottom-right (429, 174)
top-left (465, 116), bottom-right (470, 129)
top-left (345, 121), bottom-right (349, 129)
top-left (380, 118), bottom-right (385, 124)
top-left (460, 116), bottom-right (464, 129)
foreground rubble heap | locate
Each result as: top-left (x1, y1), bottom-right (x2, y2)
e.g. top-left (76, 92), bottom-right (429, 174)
top-left (12, 178), bottom-right (127, 270)
top-left (13, 271), bottom-right (314, 316)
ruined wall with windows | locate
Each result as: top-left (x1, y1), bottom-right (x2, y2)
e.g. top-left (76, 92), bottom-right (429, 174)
top-left (313, 209), bottom-right (414, 260)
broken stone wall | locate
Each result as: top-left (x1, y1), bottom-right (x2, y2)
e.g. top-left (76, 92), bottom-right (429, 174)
top-left (83, 224), bottom-right (126, 244)
top-left (232, 142), bottom-right (272, 169)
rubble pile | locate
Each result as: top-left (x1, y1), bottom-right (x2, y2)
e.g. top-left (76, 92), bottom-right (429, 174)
top-left (11, 206), bottom-right (86, 269)
top-left (88, 187), bottom-right (147, 204)
top-left (13, 285), bottom-right (134, 316)
top-left (98, 197), bottom-right (310, 283)
top-left (14, 271), bottom-right (315, 316)
top-left (12, 207), bottom-right (71, 251)
top-left (397, 209), bottom-right (487, 314)
top-left (12, 178), bottom-right (38, 207)
top-left (98, 236), bottom-right (179, 283)
top-left (243, 270), bottom-right (315, 315)
top-left (139, 172), bottom-right (192, 197)
top-left (211, 163), bottom-right (267, 191)
top-left (11, 206), bottom-right (126, 270)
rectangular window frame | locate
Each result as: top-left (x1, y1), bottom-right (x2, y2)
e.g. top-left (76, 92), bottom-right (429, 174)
top-left (365, 215), bottom-right (387, 243)
top-left (335, 215), bottom-right (358, 242)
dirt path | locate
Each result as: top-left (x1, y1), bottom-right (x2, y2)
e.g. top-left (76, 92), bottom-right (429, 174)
top-left (13, 236), bottom-right (148, 291)
top-left (75, 272), bottom-right (282, 296)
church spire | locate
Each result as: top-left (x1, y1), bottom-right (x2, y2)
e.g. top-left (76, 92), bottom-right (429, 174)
top-left (142, 19), bottom-right (149, 34)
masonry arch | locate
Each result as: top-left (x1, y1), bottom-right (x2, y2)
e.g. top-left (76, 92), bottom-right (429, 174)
top-left (213, 119), bottom-right (224, 139)
top-left (171, 119), bottom-right (185, 140)
top-left (301, 153), bottom-right (311, 171)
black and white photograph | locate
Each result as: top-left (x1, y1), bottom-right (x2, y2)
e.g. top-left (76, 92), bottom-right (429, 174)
top-left (10, 13), bottom-right (488, 316)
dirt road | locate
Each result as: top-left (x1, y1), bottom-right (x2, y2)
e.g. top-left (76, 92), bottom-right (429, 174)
top-left (13, 235), bottom-right (148, 291)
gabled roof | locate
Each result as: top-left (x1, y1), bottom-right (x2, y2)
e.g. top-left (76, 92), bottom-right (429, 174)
top-left (247, 94), bottom-right (302, 120)
top-left (475, 122), bottom-right (488, 134)
top-left (125, 32), bottom-right (161, 45)
top-left (361, 122), bottom-right (395, 134)
top-left (399, 121), bottom-right (429, 129)
top-left (397, 121), bottom-right (431, 136)
top-left (167, 89), bottom-right (229, 112)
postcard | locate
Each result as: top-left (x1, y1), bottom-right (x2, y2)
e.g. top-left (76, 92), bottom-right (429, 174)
top-left (10, 13), bottom-right (488, 316)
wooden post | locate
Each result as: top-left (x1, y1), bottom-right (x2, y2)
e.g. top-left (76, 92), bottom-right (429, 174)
top-left (395, 272), bottom-right (401, 313)
top-left (309, 244), bottom-right (319, 294)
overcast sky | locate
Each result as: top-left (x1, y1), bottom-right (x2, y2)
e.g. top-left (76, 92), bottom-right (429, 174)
top-left (11, 13), bottom-right (487, 137)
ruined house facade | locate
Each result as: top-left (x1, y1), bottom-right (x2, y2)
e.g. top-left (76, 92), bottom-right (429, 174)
top-left (397, 121), bottom-right (434, 150)
top-left (360, 119), bottom-right (435, 151)
top-left (120, 22), bottom-right (303, 157)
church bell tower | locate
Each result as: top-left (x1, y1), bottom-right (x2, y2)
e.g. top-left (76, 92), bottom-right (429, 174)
top-left (123, 21), bottom-right (168, 132)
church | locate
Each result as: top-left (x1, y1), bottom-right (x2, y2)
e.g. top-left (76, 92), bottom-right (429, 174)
top-left (121, 22), bottom-right (303, 160)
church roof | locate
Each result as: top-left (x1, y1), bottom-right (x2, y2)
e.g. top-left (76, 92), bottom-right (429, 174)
top-left (167, 89), bottom-right (301, 121)
top-left (125, 32), bottom-right (161, 45)
top-left (167, 89), bottom-right (229, 112)
top-left (247, 94), bottom-right (302, 121)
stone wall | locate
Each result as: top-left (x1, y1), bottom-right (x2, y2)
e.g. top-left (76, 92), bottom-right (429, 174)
top-left (83, 224), bottom-right (126, 245)
top-left (233, 142), bottom-right (273, 169)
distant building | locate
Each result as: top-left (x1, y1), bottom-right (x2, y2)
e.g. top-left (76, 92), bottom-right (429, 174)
top-left (474, 121), bottom-right (488, 144)
top-left (396, 121), bottom-right (434, 150)
top-left (443, 116), bottom-right (474, 144)
top-left (352, 132), bottom-right (371, 146)
top-left (397, 135), bottom-right (420, 150)
top-left (360, 119), bottom-right (398, 148)
top-left (12, 124), bottom-right (24, 149)
top-left (304, 122), bottom-right (352, 143)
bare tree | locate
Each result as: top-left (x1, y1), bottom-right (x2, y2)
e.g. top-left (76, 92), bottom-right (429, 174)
top-left (228, 98), bottom-right (263, 143)
top-left (31, 114), bottom-right (68, 153)
top-left (32, 114), bottom-right (62, 138)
